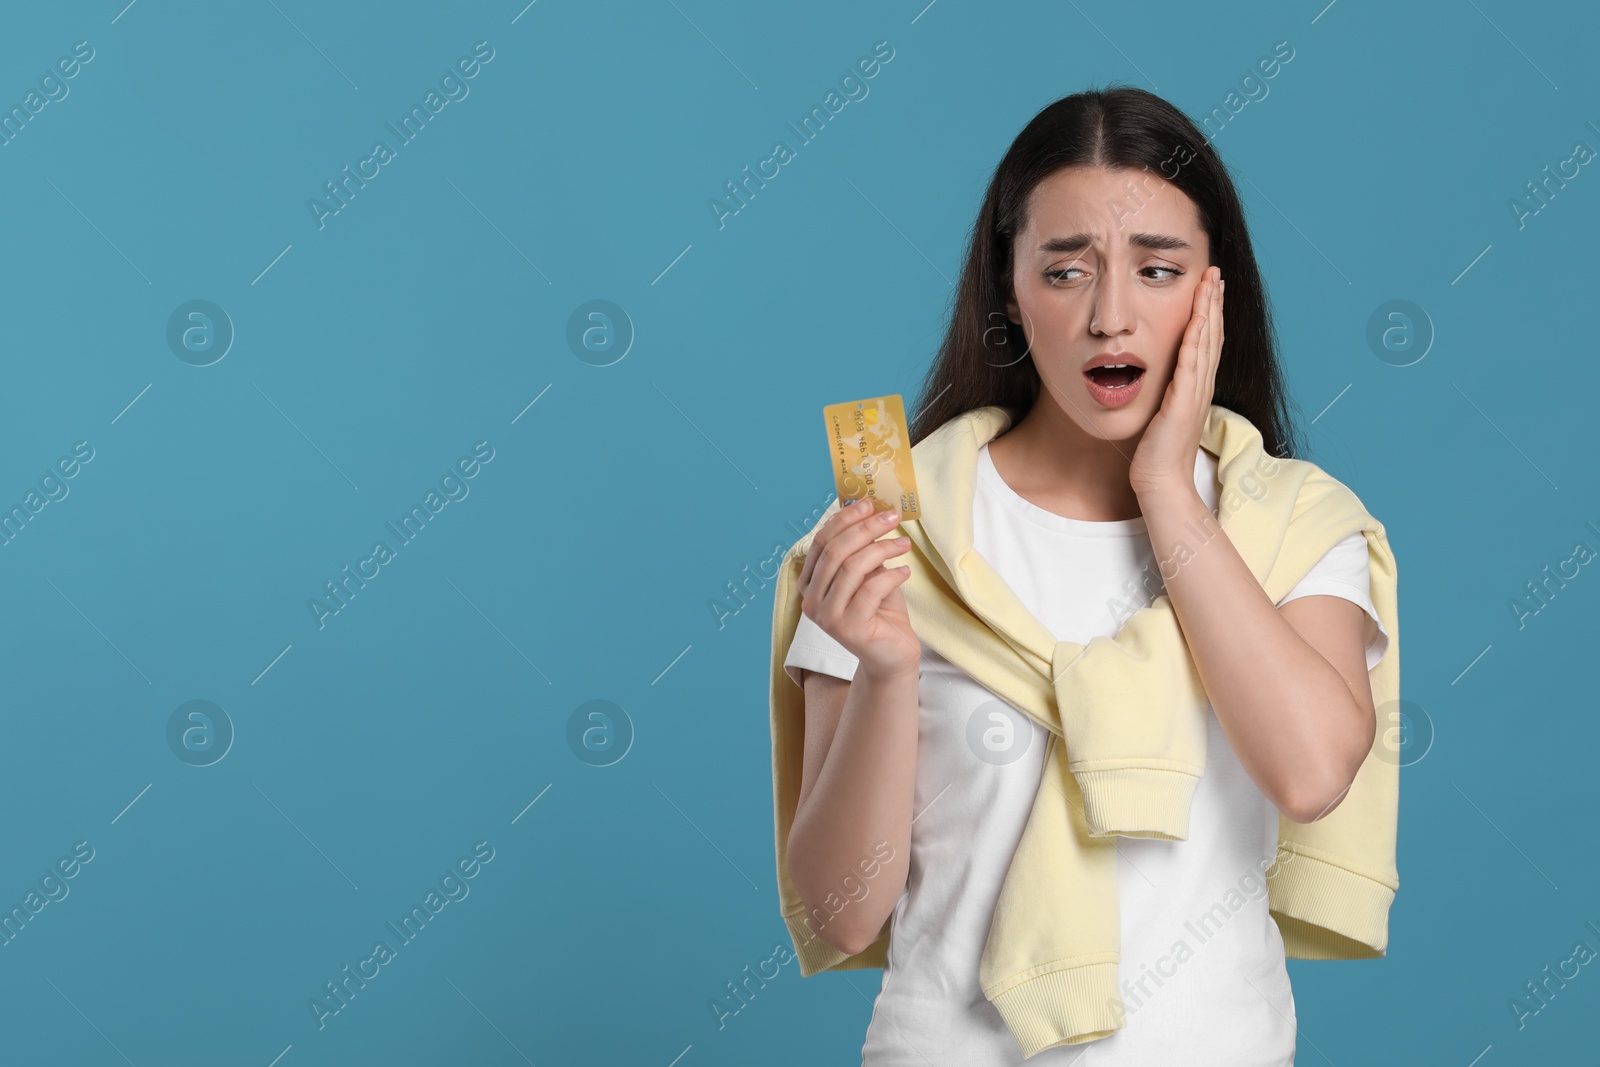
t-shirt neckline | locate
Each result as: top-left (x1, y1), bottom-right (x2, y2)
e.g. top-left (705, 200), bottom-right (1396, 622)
top-left (976, 442), bottom-right (1150, 538)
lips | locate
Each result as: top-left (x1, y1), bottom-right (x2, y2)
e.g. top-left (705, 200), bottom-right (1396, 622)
top-left (1083, 352), bottom-right (1146, 390)
top-left (1082, 352), bottom-right (1146, 408)
top-left (1084, 364), bottom-right (1144, 388)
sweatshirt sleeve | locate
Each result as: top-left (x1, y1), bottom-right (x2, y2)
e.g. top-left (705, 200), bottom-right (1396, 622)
top-left (1276, 530), bottom-right (1390, 671)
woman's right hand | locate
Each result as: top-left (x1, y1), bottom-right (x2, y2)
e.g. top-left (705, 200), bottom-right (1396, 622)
top-left (797, 499), bottom-right (919, 679)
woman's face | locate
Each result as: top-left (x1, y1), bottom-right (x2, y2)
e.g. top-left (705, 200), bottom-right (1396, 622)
top-left (1005, 165), bottom-right (1213, 443)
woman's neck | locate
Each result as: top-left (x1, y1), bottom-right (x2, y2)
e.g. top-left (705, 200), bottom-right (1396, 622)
top-left (986, 401), bottom-right (1148, 523)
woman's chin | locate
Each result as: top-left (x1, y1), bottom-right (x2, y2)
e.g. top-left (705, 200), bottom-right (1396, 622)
top-left (1072, 398), bottom-right (1151, 441)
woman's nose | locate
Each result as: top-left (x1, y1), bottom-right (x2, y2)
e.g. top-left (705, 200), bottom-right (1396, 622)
top-left (1089, 274), bottom-right (1132, 335)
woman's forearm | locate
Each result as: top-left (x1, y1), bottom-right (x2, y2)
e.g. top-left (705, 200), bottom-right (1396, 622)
top-left (787, 663), bottom-right (919, 956)
top-left (1134, 481), bottom-right (1369, 821)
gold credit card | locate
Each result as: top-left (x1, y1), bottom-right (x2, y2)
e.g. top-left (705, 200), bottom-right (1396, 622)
top-left (822, 394), bottom-right (921, 520)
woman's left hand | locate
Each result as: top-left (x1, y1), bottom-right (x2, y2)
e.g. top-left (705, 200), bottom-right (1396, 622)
top-left (1129, 265), bottom-right (1224, 498)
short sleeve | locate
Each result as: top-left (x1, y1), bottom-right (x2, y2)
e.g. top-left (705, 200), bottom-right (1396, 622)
top-left (783, 611), bottom-right (862, 687)
top-left (1277, 531), bottom-right (1390, 671)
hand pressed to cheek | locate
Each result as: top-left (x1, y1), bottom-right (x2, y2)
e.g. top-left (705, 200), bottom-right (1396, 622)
top-left (1129, 265), bottom-right (1225, 495)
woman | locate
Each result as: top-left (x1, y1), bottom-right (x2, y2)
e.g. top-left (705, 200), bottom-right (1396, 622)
top-left (780, 86), bottom-right (1391, 1063)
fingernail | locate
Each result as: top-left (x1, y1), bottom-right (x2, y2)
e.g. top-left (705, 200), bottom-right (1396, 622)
top-left (880, 509), bottom-right (900, 524)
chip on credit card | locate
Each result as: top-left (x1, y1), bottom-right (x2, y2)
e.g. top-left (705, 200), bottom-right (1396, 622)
top-left (821, 394), bottom-right (921, 521)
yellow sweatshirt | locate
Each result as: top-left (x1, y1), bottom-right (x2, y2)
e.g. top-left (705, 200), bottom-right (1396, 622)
top-left (767, 402), bottom-right (1400, 1057)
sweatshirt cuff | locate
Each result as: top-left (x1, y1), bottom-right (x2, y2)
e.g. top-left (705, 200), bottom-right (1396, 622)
top-left (984, 958), bottom-right (1125, 1055)
top-left (1267, 848), bottom-right (1395, 959)
top-left (1071, 766), bottom-right (1202, 840)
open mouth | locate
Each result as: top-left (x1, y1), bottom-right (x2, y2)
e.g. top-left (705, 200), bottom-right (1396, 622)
top-left (1084, 364), bottom-right (1145, 389)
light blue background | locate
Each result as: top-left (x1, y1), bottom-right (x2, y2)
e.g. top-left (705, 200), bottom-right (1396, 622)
top-left (0, 1), bottom-right (1595, 1064)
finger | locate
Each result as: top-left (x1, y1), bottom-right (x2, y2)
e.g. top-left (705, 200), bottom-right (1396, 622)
top-left (1178, 301), bottom-right (1206, 366)
top-left (1211, 272), bottom-right (1222, 349)
top-left (1177, 288), bottom-right (1203, 380)
top-left (1190, 275), bottom-right (1215, 404)
top-left (806, 518), bottom-right (908, 620)
top-left (1192, 270), bottom-right (1221, 398)
top-left (844, 564), bottom-right (920, 663)
top-left (800, 499), bottom-right (874, 592)
top-left (1178, 311), bottom-right (1205, 406)
top-left (820, 533), bottom-right (911, 617)
top-left (842, 561), bottom-right (913, 630)
top-left (816, 499), bottom-right (877, 552)
top-left (1207, 274), bottom-right (1225, 396)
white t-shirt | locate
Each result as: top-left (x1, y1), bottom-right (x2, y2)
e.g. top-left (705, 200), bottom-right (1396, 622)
top-left (784, 441), bottom-right (1389, 1066)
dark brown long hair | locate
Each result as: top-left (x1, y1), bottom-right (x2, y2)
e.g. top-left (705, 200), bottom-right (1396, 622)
top-left (907, 83), bottom-right (1303, 460)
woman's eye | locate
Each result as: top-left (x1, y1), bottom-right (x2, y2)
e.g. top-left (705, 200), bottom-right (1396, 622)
top-left (1043, 266), bottom-right (1183, 285)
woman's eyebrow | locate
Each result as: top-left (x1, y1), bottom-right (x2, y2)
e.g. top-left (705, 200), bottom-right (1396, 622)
top-left (1036, 232), bottom-right (1192, 253)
